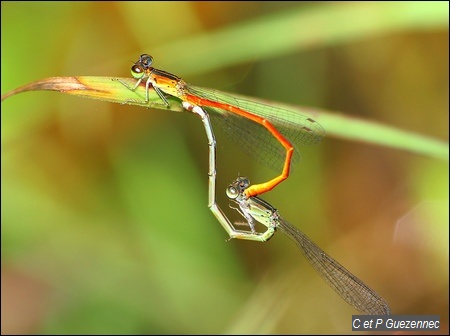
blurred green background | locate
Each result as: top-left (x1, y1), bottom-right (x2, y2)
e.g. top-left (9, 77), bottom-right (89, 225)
top-left (1, 2), bottom-right (448, 334)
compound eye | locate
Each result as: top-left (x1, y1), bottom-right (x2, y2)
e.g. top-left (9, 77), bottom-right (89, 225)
top-left (237, 177), bottom-right (250, 190)
top-left (140, 54), bottom-right (153, 67)
top-left (131, 65), bottom-right (144, 79)
top-left (226, 186), bottom-right (239, 199)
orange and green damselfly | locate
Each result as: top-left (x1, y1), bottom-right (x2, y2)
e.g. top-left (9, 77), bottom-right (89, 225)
top-left (119, 54), bottom-right (325, 241)
top-left (226, 176), bottom-right (391, 315)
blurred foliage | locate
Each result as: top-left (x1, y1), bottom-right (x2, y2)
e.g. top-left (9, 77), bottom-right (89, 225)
top-left (1, 2), bottom-right (448, 334)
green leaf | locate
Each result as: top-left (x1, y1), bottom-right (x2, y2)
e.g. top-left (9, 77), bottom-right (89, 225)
top-left (2, 75), bottom-right (448, 161)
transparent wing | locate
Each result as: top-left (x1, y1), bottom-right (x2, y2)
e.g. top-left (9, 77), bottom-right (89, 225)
top-left (276, 217), bottom-right (391, 315)
top-left (187, 85), bottom-right (325, 172)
